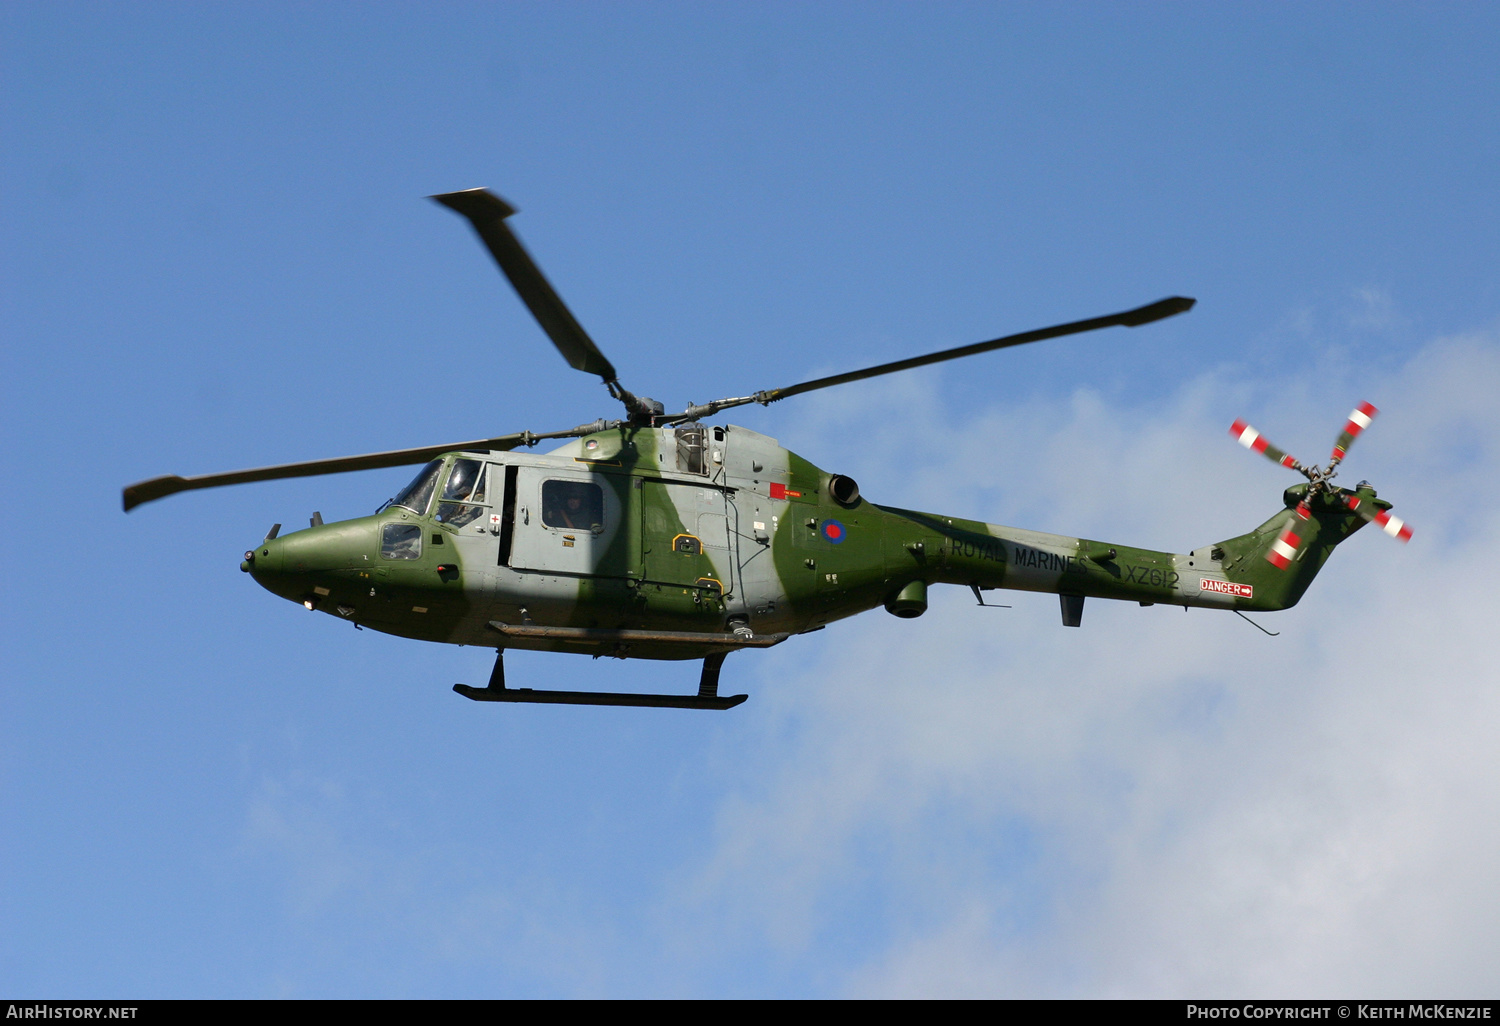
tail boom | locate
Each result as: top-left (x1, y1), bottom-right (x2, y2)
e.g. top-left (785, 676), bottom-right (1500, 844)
top-left (874, 483), bottom-right (1382, 616)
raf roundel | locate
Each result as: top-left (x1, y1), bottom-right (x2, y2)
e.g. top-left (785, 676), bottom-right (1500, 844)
top-left (821, 519), bottom-right (847, 544)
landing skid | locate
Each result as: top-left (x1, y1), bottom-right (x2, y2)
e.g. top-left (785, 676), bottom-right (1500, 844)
top-left (453, 650), bottom-right (748, 710)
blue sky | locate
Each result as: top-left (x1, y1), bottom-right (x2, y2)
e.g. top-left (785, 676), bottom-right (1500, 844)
top-left (3, 3), bottom-right (1498, 997)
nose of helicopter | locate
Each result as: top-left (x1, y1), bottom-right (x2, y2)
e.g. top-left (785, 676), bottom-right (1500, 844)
top-left (241, 536), bottom-right (282, 576)
top-left (242, 534), bottom-right (293, 600)
top-left (241, 518), bottom-right (378, 608)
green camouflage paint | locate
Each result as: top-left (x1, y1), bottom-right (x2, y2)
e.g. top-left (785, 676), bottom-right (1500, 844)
top-left (245, 426), bottom-right (1384, 659)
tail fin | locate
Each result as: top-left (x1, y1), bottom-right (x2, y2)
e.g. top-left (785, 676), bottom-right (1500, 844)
top-left (1213, 484), bottom-right (1389, 611)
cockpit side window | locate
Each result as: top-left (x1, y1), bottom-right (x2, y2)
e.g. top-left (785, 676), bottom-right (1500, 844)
top-left (391, 459), bottom-right (443, 516)
top-left (436, 458), bottom-right (488, 528)
top-left (381, 523), bottom-right (423, 560)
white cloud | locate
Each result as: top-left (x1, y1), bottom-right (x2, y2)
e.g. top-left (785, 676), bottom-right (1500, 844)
top-left (667, 327), bottom-right (1500, 996)
top-left (1347, 287), bottom-right (1402, 333)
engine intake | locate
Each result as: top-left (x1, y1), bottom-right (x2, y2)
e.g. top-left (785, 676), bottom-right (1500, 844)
top-left (829, 474), bottom-right (861, 508)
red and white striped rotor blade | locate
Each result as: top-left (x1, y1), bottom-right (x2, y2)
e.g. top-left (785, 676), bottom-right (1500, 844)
top-left (1230, 420), bottom-right (1299, 469)
top-left (1331, 401), bottom-right (1377, 462)
top-left (1343, 493), bottom-right (1413, 543)
top-left (1265, 502), bottom-right (1312, 569)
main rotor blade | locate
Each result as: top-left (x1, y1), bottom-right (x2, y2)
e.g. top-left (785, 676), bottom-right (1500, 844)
top-left (757, 296), bottom-right (1195, 404)
top-left (123, 429), bottom-right (574, 512)
top-left (432, 189), bottom-right (618, 382)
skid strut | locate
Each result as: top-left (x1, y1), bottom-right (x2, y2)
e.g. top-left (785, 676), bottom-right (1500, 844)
top-left (454, 649), bottom-right (748, 710)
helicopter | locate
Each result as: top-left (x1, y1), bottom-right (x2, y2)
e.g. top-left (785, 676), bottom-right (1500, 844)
top-left (123, 188), bottom-right (1412, 710)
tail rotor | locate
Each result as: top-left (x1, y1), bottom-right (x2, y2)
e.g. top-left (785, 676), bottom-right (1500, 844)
top-left (1265, 501), bottom-right (1313, 569)
top-left (1330, 401), bottom-right (1378, 464)
top-left (1343, 492), bottom-right (1414, 542)
top-left (1230, 419), bottom-right (1303, 471)
top-left (1228, 402), bottom-right (1411, 569)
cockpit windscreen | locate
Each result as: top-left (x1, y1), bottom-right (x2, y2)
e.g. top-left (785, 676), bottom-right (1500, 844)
top-left (390, 459), bottom-right (443, 515)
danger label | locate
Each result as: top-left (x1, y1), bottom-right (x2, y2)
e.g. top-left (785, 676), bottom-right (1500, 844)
top-left (1201, 578), bottom-right (1252, 598)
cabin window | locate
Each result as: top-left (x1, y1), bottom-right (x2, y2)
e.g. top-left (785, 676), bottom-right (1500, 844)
top-left (381, 523), bottom-right (423, 560)
top-left (436, 458), bottom-right (488, 527)
top-left (391, 460), bottom-right (442, 516)
top-left (541, 480), bottom-right (603, 531)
